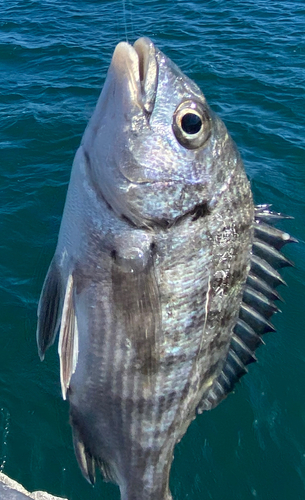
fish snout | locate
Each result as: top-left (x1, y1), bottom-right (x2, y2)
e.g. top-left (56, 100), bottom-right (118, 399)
top-left (110, 37), bottom-right (158, 116)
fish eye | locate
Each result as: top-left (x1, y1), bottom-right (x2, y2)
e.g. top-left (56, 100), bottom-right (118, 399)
top-left (172, 100), bottom-right (211, 150)
top-left (181, 113), bottom-right (202, 134)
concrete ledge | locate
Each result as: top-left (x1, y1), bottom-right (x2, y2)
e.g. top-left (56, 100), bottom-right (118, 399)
top-left (0, 473), bottom-right (67, 500)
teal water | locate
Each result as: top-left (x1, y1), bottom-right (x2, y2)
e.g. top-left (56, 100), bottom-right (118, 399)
top-left (0, 1), bottom-right (304, 499)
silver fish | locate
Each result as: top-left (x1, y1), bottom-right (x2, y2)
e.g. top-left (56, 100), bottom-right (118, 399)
top-left (37, 38), bottom-right (295, 500)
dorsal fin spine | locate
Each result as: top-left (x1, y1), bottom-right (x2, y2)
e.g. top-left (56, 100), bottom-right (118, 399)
top-left (197, 207), bottom-right (295, 413)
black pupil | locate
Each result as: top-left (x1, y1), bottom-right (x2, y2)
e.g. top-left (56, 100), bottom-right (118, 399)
top-left (181, 113), bottom-right (202, 134)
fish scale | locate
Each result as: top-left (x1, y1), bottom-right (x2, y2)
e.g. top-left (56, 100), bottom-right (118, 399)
top-left (36, 37), bottom-right (295, 500)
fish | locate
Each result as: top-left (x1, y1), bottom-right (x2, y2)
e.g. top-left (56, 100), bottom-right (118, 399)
top-left (36, 37), bottom-right (295, 500)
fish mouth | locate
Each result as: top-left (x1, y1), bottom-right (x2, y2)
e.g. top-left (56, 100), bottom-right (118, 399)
top-left (110, 37), bottom-right (158, 114)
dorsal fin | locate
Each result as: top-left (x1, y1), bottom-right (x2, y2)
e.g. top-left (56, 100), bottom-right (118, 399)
top-left (197, 207), bottom-right (296, 413)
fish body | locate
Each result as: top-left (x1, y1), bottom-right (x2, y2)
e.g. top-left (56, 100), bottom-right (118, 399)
top-left (37, 38), bottom-right (294, 500)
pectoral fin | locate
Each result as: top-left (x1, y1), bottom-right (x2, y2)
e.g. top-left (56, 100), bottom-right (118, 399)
top-left (36, 258), bottom-right (62, 361)
top-left (111, 241), bottom-right (161, 377)
top-left (58, 274), bottom-right (79, 400)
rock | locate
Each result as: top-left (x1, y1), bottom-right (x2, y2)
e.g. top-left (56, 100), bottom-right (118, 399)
top-left (0, 473), bottom-right (67, 500)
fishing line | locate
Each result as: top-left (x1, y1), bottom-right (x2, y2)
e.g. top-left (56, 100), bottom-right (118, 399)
top-left (121, 0), bottom-right (135, 42)
top-left (128, 0), bottom-right (135, 40)
top-left (122, 0), bottom-right (129, 42)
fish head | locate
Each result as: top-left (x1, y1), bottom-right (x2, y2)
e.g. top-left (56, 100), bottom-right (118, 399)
top-left (83, 37), bottom-right (242, 226)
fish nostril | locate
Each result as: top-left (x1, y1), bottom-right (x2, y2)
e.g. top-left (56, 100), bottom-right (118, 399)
top-left (191, 202), bottom-right (211, 221)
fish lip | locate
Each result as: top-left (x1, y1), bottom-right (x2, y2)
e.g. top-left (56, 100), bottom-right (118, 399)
top-left (110, 37), bottom-right (158, 114)
top-left (133, 37), bottom-right (158, 114)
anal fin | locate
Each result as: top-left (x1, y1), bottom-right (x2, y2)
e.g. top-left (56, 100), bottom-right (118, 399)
top-left (97, 458), bottom-right (119, 484)
top-left (58, 274), bottom-right (79, 400)
top-left (72, 426), bottom-right (96, 485)
top-left (71, 417), bottom-right (118, 486)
